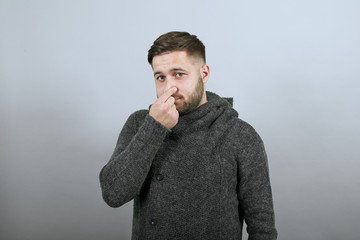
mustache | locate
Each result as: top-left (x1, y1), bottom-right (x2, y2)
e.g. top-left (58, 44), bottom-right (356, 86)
top-left (172, 94), bottom-right (183, 99)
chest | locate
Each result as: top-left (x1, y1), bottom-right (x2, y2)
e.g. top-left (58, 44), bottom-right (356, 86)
top-left (150, 130), bottom-right (237, 191)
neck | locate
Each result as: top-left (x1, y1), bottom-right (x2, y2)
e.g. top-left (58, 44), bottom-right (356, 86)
top-left (198, 89), bottom-right (208, 107)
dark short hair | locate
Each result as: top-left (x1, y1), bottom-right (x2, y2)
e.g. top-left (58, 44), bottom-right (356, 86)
top-left (147, 31), bottom-right (206, 65)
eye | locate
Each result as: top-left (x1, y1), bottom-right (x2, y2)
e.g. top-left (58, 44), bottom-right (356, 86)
top-left (175, 73), bottom-right (184, 78)
top-left (156, 75), bottom-right (165, 81)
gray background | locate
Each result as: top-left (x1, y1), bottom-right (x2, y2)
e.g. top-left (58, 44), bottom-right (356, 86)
top-left (1, 0), bottom-right (359, 239)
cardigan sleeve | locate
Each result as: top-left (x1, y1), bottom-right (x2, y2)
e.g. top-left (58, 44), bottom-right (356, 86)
top-left (237, 125), bottom-right (278, 240)
top-left (99, 111), bottom-right (169, 208)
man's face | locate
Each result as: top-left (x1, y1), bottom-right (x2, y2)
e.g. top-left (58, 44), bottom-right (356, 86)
top-left (152, 51), bottom-right (209, 115)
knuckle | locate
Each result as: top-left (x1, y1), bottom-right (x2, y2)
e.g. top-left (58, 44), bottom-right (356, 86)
top-left (162, 105), bottom-right (169, 113)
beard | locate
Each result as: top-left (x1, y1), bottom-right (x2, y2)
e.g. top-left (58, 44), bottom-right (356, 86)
top-left (174, 77), bottom-right (204, 116)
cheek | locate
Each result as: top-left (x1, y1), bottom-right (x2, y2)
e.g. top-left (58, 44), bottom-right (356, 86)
top-left (183, 80), bottom-right (196, 93)
top-left (155, 83), bottom-right (165, 97)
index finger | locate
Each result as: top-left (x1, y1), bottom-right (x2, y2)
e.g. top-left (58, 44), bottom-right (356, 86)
top-left (158, 87), bottom-right (177, 102)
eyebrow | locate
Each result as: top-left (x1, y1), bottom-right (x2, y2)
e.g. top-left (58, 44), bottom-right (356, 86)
top-left (154, 67), bottom-right (188, 76)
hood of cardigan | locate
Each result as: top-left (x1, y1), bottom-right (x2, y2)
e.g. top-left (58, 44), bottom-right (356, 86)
top-left (169, 91), bottom-right (238, 134)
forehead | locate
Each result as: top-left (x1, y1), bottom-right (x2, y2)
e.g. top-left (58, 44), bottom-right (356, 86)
top-left (152, 51), bottom-right (199, 70)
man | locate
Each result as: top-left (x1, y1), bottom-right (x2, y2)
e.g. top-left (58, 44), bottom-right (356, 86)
top-left (99, 31), bottom-right (277, 239)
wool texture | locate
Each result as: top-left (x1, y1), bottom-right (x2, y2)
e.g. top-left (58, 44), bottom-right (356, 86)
top-left (99, 91), bottom-right (277, 240)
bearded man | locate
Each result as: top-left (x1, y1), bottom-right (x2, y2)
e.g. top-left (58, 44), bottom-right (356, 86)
top-left (99, 31), bottom-right (278, 240)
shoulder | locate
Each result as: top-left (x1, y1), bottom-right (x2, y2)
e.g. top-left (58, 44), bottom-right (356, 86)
top-left (215, 106), bottom-right (263, 144)
top-left (222, 118), bottom-right (269, 170)
top-left (129, 109), bottom-right (149, 120)
top-left (227, 117), bottom-right (264, 147)
top-left (123, 109), bottom-right (149, 131)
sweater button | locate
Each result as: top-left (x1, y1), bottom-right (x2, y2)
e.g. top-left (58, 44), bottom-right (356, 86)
top-left (163, 134), bottom-right (170, 142)
top-left (150, 218), bottom-right (157, 226)
top-left (156, 173), bottom-right (164, 181)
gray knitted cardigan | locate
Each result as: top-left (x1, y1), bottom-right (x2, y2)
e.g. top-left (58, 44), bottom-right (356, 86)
top-left (100, 91), bottom-right (277, 240)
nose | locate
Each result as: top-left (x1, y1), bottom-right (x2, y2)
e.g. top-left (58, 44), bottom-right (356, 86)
top-left (164, 78), bottom-right (177, 93)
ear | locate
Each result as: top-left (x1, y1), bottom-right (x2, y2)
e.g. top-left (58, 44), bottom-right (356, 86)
top-left (200, 64), bottom-right (210, 84)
